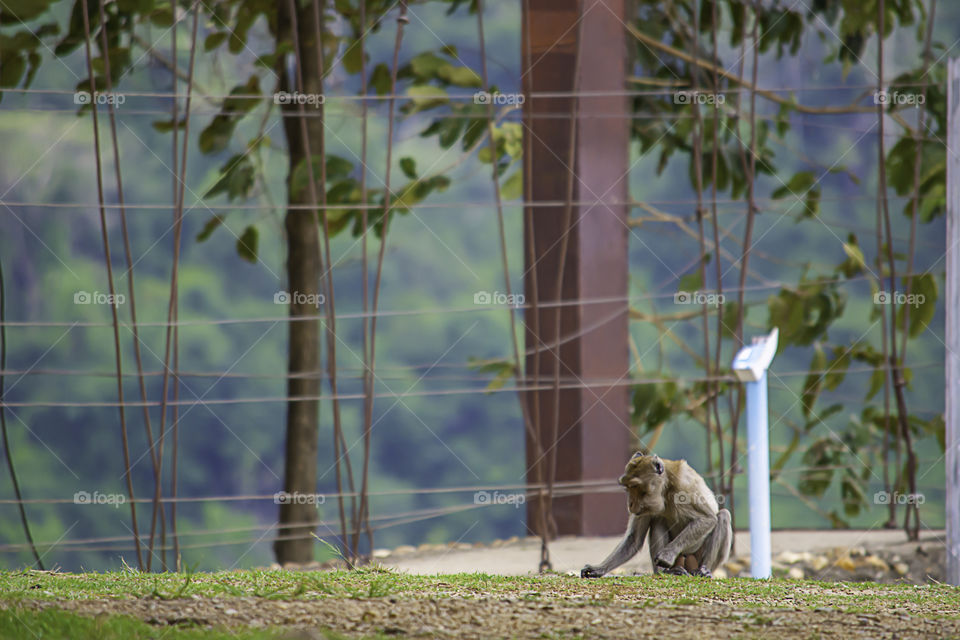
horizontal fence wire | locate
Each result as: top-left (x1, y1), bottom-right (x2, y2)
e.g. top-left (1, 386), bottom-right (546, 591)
top-left (0, 275), bottom-right (882, 328)
top-left (0, 472), bottom-right (945, 554)
top-left (0, 363), bottom-right (942, 408)
top-left (0, 194), bottom-right (925, 213)
top-left (2, 82), bottom-right (943, 101)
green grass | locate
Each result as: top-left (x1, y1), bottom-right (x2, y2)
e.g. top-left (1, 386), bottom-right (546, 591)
top-left (1, 567), bottom-right (957, 611)
top-left (0, 568), bottom-right (958, 639)
top-left (0, 607), bottom-right (392, 640)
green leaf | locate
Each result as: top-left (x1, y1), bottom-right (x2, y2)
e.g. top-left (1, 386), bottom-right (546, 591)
top-left (773, 170), bottom-right (820, 217)
top-left (436, 65), bottom-right (481, 87)
top-left (800, 344), bottom-right (827, 420)
top-left (405, 85), bottom-right (448, 113)
top-left (720, 301), bottom-right (740, 339)
top-left (148, 5), bottom-right (173, 27)
top-left (369, 63), bottom-right (391, 96)
top-left (1, 0), bottom-right (56, 21)
top-left (866, 367), bottom-right (884, 400)
top-left (839, 235), bottom-right (866, 277)
top-left (205, 154), bottom-right (255, 201)
top-left (500, 170), bottom-right (522, 200)
top-left (342, 39), bottom-right (364, 74)
top-left (198, 116), bottom-right (235, 154)
top-left (196, 215), bottom-right (225, 242)
top-left (204, 32), bottom-right (229, 51)
top-left (151, 117), bottom-right (185, 132)
top-left (677, 272), bottom-right (702, 293)
top-left (467, 357), bottom-right (516, 393)
top-left (823, 347), bottom-right (850, 391)
top-left (289, 154), bottom-right (355, 200)
top-left (399, 157), bottom-right (417, 180)
top-left (236, 226), bottom-right (258, 263)
top-left (899, 272), bottom-right (937, 337)
top-left (775, 99), bottom-right (792, 136)
top-left (409, 52), bottom-right (448, 78)
top-left (198, 76), bottom-right (261, 154)
top-left (0, 54), bottom-right (25, 88)
top-left (461, 119), bottom-right (486, 150)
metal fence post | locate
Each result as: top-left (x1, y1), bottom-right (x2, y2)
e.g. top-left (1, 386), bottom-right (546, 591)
top-left (732, 328), bottom-right (779, 579)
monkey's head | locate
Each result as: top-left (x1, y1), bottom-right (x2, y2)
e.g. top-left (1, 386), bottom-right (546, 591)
top-left (618, 452), bottom-right (668, 515)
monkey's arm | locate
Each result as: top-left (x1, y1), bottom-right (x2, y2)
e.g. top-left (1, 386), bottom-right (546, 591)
top-left (653, 516), bottom-right (717, 569)
top-left (581, 515), bottom-right (650, 578)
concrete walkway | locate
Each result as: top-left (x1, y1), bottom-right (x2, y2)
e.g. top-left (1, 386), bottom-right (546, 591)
top-left (381, 529), bottom-right (946, 575)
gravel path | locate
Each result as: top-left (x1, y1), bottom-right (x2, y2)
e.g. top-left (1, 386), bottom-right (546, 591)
top-left (379, 529), bottom-right (947, 577)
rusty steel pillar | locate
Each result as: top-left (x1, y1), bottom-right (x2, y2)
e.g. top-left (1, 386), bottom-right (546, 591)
top-left (522, 0), bottom-right (631, 537)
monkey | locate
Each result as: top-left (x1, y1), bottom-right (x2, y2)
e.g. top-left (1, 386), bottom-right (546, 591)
top-left (580, 452), bottom-right (731, 578)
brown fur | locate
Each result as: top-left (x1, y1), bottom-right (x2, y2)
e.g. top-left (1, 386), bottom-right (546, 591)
top-left (582, 452), bottom-right (731, 579)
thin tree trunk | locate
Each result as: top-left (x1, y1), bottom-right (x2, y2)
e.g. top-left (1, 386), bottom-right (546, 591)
top-left (274, 0), bottom-right (324, 565)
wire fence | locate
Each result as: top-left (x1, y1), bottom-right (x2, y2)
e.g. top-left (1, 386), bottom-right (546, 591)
top-left (0, 0), bottom-right (949, 572)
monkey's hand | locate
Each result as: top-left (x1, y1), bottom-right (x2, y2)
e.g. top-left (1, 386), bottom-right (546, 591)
top-left (654, 549), bottom-right (679, 570)
top-left (580, 564), bottom-right (606, 578)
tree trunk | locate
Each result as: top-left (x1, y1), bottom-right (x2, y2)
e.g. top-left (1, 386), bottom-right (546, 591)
top-left (274, 0), bottom-right (324, 566)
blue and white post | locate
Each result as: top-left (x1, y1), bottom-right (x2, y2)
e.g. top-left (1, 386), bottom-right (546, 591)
top-left (731, 328), bottom-right (779, 579)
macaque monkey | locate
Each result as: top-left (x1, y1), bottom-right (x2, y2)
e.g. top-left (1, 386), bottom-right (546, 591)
top-left (581, 452), bottom-right (731, 578)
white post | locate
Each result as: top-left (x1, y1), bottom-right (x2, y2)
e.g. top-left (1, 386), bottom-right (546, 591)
top-left (946, 57), bottom-right (960, 586)
top-left (732, 328), bottom-right (779, 579)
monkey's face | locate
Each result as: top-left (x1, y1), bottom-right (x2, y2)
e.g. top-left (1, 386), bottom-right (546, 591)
top-left (618, 453), bottom-right (667, 515)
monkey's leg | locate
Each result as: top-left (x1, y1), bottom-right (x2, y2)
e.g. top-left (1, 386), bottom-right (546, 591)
top-left (653, 516), bottom-right (717, 571)
top-left (647, 518), bottom-right (677, 575)
top-left (693, 509), bottom-right (732, 577)
top-left (581, 515), bottom-right (650, 578)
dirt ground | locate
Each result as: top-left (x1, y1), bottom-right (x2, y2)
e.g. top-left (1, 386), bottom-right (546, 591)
top-left (12, 586), bottom-right (960, 639)
top-left (6, 530), bottom-right (957, 639)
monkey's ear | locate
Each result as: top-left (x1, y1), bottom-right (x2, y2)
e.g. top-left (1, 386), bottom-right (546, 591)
top-left (630, 452), bottom-right (643, 460)
top-left (653, 459), bottom-right (664, 475)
